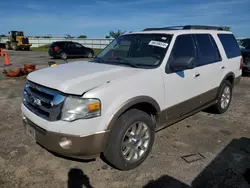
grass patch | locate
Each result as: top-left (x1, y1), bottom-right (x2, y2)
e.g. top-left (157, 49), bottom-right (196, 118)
top-left (0, 74), bottom-right (3, 81)
top-left (31, 45), bottom-right (102, 56)
top-left (94, 49), bottom-right (102, 56)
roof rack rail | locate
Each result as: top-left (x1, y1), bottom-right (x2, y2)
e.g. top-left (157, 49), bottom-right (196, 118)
top-left (143, 25), bottom-right (224, 31)
top-left (183, 25), bottom-right (224, 30)
top-left (143, 26), bottom-right (184, 31)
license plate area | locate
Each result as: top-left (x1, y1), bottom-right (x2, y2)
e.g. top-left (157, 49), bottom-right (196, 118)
top-left (26, 124), bottom-right (36, 140)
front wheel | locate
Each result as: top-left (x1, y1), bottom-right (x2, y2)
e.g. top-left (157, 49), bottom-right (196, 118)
top-left (86, 51), bottom-right (94, 58)
top-left (5, 43), bottom-right (11, 50)
top-left (12, 43), bottom-right (18, 51)
top-left (103, 109), bottom-right (155, 171)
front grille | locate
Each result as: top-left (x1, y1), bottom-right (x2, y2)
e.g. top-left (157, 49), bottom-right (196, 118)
top-left (23, 81), bottom-right (66, 121)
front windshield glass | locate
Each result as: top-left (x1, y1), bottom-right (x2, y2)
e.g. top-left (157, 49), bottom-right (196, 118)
top-left (92, 34), bottom-right (172, 68)
top-left (16, 32), bottom-right (24, 36)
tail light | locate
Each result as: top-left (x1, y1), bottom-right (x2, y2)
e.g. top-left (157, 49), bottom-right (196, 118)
top-left (240, 56), bottom-right (243, 70)
top-left (54, 46), bottom-right (59, 52)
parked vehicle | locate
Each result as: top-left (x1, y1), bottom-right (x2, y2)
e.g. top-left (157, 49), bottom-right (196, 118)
top-left (48, 41), bottom-right (94, 59)
top-left (5, 31), bottom-right (32, 50)
top-left (237, 38), bottom-right (250, 74)
top-left (22, 25), bottom-right (242, 171)
top-left (0, 43), bottom-right (5, 49)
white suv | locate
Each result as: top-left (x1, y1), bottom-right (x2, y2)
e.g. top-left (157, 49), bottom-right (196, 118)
top-left (21, 25), bottom-right (242, 170)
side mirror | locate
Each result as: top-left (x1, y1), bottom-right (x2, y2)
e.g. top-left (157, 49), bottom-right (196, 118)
top-left (169, 57), bottom-right (194, 72)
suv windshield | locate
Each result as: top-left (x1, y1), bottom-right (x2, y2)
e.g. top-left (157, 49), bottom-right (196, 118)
top-left (92, 34), bottom-right (172, 68)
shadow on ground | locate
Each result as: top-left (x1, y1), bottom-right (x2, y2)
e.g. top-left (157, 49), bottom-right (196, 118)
top-left (143, 137), bottom-right (250, 188)
top-left (67, 168), bottom-right (94, 188)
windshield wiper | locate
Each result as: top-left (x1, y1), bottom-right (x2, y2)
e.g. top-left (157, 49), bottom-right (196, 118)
top-left (109, 57), bottom-right (138, 68)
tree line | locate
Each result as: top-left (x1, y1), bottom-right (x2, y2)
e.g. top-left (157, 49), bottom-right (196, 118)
top-left (64, 29), bottom-right (124, 39)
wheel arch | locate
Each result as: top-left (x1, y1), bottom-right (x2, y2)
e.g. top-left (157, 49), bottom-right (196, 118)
top-left (106, 96), bottom-right (161, 131)
top-left (221, 72), bottom-right (235, 86)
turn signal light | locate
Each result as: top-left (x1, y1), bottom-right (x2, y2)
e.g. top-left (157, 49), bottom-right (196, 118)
top-left (88, 103), bottom-right (100, 111)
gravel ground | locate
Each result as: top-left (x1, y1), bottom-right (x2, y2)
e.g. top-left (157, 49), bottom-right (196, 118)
top-left (0, 51), bottom-right (250, 188)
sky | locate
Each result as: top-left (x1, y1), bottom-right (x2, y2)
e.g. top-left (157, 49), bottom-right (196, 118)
top-left (0, 0), bottom-right (249, 38)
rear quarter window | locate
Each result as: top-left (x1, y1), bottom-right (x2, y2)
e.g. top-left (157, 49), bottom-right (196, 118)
top-left (218, 34), bottom-right (241, 59)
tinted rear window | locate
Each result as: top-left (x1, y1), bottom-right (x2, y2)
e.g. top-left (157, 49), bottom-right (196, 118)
top-left (218, 34), bottom-right (241, 59)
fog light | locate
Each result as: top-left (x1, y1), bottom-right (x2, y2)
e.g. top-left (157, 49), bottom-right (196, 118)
top-left (59, 137), bottom-right (72, 149)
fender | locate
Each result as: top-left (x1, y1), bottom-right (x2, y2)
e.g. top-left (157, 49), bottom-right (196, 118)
top-left (220, 72), bottom-right (235, 86)
top-left (106, 96), bottom-right (161, 131)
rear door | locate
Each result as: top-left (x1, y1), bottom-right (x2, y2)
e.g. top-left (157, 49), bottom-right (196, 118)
top-left (192, 34), bottom-right (223, 104)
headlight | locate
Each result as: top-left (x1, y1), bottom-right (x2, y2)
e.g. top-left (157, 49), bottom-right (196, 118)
top-left (61, 97), bottom-right (101, 121)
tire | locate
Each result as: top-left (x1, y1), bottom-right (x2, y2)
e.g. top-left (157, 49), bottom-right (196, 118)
top-left (5, 43), bottom-right (11, 50)
top-left (59, 52), bottom-right (67, 59)
top-left (210, 80), bottom-right (233, 114)
top-left (86, 51), bottom-right (94, 58)
top-left (12, 44), bottom-right (18, 51)
top-left (103, 109), bottom-right (155, 171)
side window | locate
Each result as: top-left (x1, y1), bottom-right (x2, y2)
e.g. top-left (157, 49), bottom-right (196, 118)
top-left (195, 34), bottom-right (221, 66)
top-left (75, 43), bottom-right (82, 48)
top-left (218, 34), bottom-right (241, 59)
top-left (62, 42), bottom-right (68, 48)
top-left (67, 42), bottom-right (74, 48)
top-left (166, 34), bottom-right (196, 73)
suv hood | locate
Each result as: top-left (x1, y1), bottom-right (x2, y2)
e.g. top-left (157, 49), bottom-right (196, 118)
top-left (27, 61), bottom-right (143, 95)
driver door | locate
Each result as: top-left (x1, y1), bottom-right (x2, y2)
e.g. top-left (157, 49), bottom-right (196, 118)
top-left (163, 34), bottom-right (201, 122)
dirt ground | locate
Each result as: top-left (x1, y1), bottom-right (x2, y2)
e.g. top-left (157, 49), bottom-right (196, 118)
top-left (0, 50), bottom-right (250, 188)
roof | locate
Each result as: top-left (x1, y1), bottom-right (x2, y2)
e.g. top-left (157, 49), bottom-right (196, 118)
top-left (124, 25), bottom-right (232, 35)
top-left (130, 29), bottom-right (232, 35)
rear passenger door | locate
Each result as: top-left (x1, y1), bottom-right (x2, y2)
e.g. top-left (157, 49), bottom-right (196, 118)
top-left (193, 34), bottom-right (223, 104)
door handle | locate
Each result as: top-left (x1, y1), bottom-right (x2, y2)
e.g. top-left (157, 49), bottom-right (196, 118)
top-left (194, 73), bottom-right (200, 77)
top-left (220, 66), bottom-right (225, 70)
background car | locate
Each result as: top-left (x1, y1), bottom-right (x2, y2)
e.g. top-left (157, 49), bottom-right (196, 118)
top-left (48, 41), bottom-right (95, 59)
top-left (237, 38), bottom-right (250, 74)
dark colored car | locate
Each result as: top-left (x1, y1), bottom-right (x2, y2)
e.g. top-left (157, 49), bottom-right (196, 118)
top-left (0, 43), bottom-right (5, 49)
top-left (237, 38), bottom-right (250, 74)
top-left (48, 41), bottom-right (95, 59)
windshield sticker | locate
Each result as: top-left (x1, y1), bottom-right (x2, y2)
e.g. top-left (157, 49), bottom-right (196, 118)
top-left (161, 37), bottom-right (167, 40)
top-left (149, 40), bottom-right (168, 48)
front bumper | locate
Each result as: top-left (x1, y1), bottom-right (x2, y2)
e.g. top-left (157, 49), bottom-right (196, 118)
top-left (22, 116), bottom-right (109, 159)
